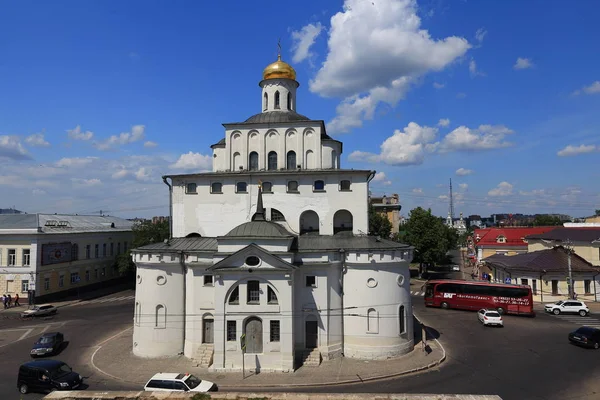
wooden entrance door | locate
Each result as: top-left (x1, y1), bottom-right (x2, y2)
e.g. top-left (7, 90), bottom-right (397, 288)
top-left (203, 319), bottom-right (214, 343)
top-left (245, 317), bottom-right (263, 353)
top-left (305, 321), bottom-right (318, 349)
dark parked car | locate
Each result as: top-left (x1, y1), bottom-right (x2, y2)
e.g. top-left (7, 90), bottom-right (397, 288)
top-left (31, 332), bottom-right (65, 357)
top-left (17, 360), bottom-right (83, 394)
top-left (568, 326), bottom-right (600, 349)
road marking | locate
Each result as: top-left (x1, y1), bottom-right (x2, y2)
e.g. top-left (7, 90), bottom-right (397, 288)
top-left (90, 326), bottom-right (135, 384)
top-left (411, 291), bottom-right (425, 296)
top-left (18, 328), bottom-right (33, 341)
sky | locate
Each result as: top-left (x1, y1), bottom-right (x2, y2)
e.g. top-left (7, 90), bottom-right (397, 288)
top-left (1, 0), bottom-right (599, 220)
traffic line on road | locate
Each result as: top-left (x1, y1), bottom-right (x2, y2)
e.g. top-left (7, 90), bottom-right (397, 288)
top-left (412, 291), bottom-right (425, 296)
top-left (547, 314), bottom-right (600, 327)
top-left (18, 328), bottom-right (33, 341)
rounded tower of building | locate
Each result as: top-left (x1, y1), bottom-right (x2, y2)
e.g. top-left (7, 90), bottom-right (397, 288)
top-left (260, 50), bottom-right (299, 113)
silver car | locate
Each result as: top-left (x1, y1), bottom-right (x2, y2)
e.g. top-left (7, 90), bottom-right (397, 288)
top-left (21, 304), bottom-right (58, 319)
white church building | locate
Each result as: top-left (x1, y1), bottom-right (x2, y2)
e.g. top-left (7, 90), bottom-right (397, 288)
top-left (131, 52), bottom-right (415, 373)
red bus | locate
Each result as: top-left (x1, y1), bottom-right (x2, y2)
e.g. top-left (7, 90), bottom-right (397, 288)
top-left (424, 279), bottom-right (534, 316)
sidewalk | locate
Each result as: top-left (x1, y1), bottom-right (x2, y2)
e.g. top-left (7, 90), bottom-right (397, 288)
top-left (91, 324), bottom-right (445, 389)
top-left (0, 282), bottom-right (133, 316)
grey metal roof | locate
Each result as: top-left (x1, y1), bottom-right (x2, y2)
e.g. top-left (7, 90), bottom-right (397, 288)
top-left (224, 221), bottom-right (293, 238)
top-left (0, 214), bottom-right (38, 229)
top-left (210, 138), bottom-right (226, 148)
top-left (526, 227), bottom-right (600, 243)
top-left (296, 233), bottom-right (412, 251)
top-left (136, 237), bottom-right (218, 252)
top-left (243, 111), bottom-right (311, 124)
top-left (0, 213), bottom-right (133, 233)
top-left (484, 247), bottom-right (599, 273)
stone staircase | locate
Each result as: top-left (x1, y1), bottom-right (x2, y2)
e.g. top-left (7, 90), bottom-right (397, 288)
top-left (301, 348), bottom-right (321, 367)
top-left (193, 344), bottom-right (214, 368)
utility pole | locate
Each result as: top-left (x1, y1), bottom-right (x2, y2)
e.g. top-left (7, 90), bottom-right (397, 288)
top-left (564, 239), bottom-right (574, 299)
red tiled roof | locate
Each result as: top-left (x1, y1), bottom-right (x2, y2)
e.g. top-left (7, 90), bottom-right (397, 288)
top-left (473, 226), bottom-right (557, 248)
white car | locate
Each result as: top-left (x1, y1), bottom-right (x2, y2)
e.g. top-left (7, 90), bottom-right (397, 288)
top-left (544, 300), bottom-right (589, 316)
top-left (144, 373), bottom-right (218, 393)
top-left (20, 304), bottom-right (57, 319)
top-left (478, 309), bottom-right (504, 327)
top-left (451, 265), bottom-right (460, 272)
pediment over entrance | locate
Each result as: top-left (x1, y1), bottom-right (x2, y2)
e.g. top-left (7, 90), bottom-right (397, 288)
top-left (208, 243), bottom-right (296, 272)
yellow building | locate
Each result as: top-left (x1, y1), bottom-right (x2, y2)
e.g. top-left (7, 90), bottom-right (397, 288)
top-left (525, 227), bottom-right (600, 266)
top-left (369, 193), bottom-right (401, 235)
top-left (0, 213), bottom-right (133, 303)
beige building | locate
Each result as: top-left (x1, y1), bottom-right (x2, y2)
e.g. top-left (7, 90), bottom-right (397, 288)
top-left (370, 194), bottom-right (401, 235)
top-left (525, 227), bottom-right (600, 266)
top-left (0, 214), bottom-right (133, 303)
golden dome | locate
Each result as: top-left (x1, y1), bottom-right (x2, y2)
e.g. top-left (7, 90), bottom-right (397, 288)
top-left (262, 54), bottom-right (296, 81)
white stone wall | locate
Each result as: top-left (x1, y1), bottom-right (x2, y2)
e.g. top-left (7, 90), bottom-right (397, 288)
top-left (133, 258), bottom-right (185, 358)
top-left (343, 255), bottom-right (414, 359)
top-left (172, 172), bottom-right (371, 237)
top-left (260, 79), bottom-right (298, 113)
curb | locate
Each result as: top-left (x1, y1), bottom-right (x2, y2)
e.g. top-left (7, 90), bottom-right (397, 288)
top-left (89, 317), bottom-right (446, 389)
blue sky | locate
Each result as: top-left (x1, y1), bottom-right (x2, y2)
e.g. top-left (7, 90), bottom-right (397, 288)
top-left (1, 0), bottom-right (599, 219)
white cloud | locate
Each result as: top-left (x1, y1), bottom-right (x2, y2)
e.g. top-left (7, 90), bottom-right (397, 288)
top-left (144, 141), bottom-right (158, 148)
top-left (134, 167), bottom-right (153, 182)
top-left (456, 92), bottom-right (467, 99)
top-left (439, 124), bottom-right (514, 152)
top-left (71, 178), bottom-right (102, 187)
top-left (291, 22), bottom-right (323, 63)
top-left (32, 188), bottom-right (47, 196)
top-left (456, 168), bottom-right (473, 176)
top-left (412, 188), bottom-right (423, 194)
top-left (0, 135), bottom-right (31, 160)
top-left (56, 157), bottom-right (97, 168)
top-left (519, 189), bottom-right (546, 196)
top-left (94, 125), bottom-right (146, 151)
top-left (513, 57), bottom-right (534, 70)
top-left (112, 169), bottom-right (130, 180)
top-left (372, 171), bottom-right (392, 186)
top-left (438, 195), bottom-right (448, 200)
top-left (572, 81), bottom-right (600, 96)
top-left (432, 82), bottom-right (445, 89)
top-left (170, 151), bottom-right (212, 170)
top-left (458, 183), bottom-right (468, 190)
top-left (310, 0), bottom-right (470, 133)
top-left (475, 28), bottom-right (487, 44)
top-left (438, 118), bottom-right (450, 127)
top-left (469, 58), bottom-right (485, 77)
top-left (488, 181), bottom-right (513, 197)
top-left (557, 144), bottom-right (597, 157)
top-left (25, 132), bottom-right (50, 147)
top-left (349, 122), bottom-right (438, 166)
top-left (67, 125), bottom-right (94, 141)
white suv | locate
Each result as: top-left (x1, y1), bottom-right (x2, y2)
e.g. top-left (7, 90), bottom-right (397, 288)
top-left (144, 373), bottom-right (218, 393)
top-left (544, 300), bottom-right (589, 316)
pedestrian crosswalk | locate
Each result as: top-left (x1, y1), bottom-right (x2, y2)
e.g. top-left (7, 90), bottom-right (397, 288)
top-left (411, 291), bottom-right (425, 297)
top-left (547, 313), bottom-right (600, 328)
top-left (66, 294), bottom-right (135, 307)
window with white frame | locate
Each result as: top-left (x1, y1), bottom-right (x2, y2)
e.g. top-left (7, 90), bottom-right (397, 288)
top-left (227, 321), bottom-right (237, 341)
top-left (44, 278), bottom-right (50, 291)
top-left (8, 249), bottom-right (16, 266)
top-left (21, 280), bottom-right (29, 293)
top-left (247, 280), bottom-right (260, 304)
top-left (22, 249), bottom-right (30, 266)
top-left (270, 320), bottom-right (280, 342)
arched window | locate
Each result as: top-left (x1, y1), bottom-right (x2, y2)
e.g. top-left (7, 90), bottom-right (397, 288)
top-left (274, 91), bottom-right (280, 109)
top-left (268, 286), bottom-right (278, 304)
top-left (185, 232), bottom-right (201, 238)
top-left (286, 151), bottom-right (297, 170)
top-left (287, 180), bottom-right (299, 192)
top-left (186, 183), bottom-right (197, 194)
top-left (236, 182), bottom-right (247, 193)
top-left (229, 286), bottom-right (239, 304)
top-left (271, 208), bottom-right (286, 221)
top-left (211, 182), bottom-right (222, 193)
top-left (305, 150), bottom-right (315, 169)
top-left (399, 305), bottom-right (406, 334)
top-left (261, 181), bottom-right (272, 192)
top-left (340, 180), bottom-right (351, 191)
top-left (263, 93), bottom-right (268, 110)
top-left (333, 210), bottom-right (353, 234)
top-left (155, 304), bottom-right (166, 328)
top-left (300, 210), bottom-right (320, 234)
top-left (367, 308), bottom-right (378, 333)
top-left (268, 151), bottom-right (278, 170)
top-left (287, 93), bottom-right (292, 110)
top-left (233, 152), bottom-right (241, 170)
top-left (249, 151), bottom-right (259, 171)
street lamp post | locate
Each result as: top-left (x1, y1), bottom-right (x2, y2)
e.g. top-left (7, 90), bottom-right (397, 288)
top-left (564, 239), bottom-right (574, 300)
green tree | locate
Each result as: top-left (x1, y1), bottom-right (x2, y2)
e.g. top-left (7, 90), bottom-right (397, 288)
top-left (403, 207), bottom-right (450, 266)
top-left (533, 215), bottom-right (563, 226)
top-left (368, 205), bottom-right (392, 238)
top-left (595, 209), bottom-right (600, 216)
top-left (114, 219), bottom-right (170, 276)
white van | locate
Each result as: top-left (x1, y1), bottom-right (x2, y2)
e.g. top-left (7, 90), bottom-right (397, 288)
top-left (144, 373), bottom-right (218, 393)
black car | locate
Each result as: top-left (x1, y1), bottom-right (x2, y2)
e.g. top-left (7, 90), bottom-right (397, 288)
top-left (31, 332), bottom-right (64, 357)
top-left (17, 359), bottom-right (83, 394)
top-left (568, 326), bottom-right (600, 349)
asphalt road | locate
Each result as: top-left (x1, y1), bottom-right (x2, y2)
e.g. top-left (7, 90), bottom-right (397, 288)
top-left (0, 293), bottom-right (139, 399)
top-left (3, 283), bottom-right (600, 400)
